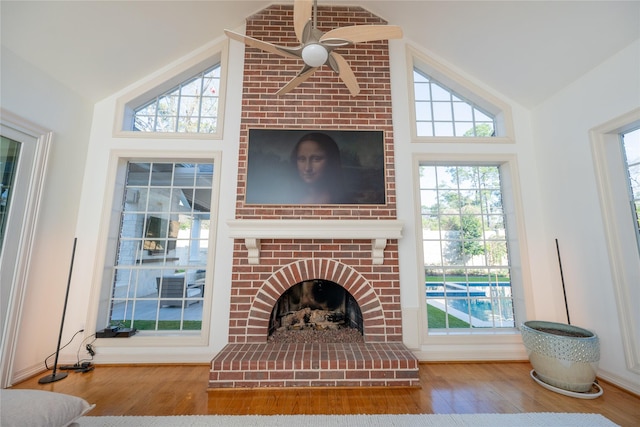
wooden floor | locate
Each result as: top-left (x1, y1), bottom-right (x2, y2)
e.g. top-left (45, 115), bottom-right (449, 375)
top-left (11, 362), bottom-right (640, 426)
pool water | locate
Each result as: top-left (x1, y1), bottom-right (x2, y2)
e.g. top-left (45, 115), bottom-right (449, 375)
top-left (426, 282), bottom-right (515, 327)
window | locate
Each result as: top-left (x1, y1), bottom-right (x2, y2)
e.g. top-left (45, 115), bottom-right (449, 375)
top-left (408, 47), bottom-right (514, 142)
top-left (101, 161), bottom-right (214, 333)
top-left (116, 43), bottom-right (227, 138)
top-left (132, 65), bottom-right (220, 133)
top-left (621, 127), bottom-right (640, 252)
top-left (419, 164), bottom-right (514, 330)
top-left (414, 69), bottom-right (496, 138)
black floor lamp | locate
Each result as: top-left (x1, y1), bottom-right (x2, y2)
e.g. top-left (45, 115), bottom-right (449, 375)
top-left (38, 237), bottom-right (77, 384)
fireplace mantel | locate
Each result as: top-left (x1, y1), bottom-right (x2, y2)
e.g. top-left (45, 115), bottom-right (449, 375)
top-left (227, 219), bottom-right (403, 265)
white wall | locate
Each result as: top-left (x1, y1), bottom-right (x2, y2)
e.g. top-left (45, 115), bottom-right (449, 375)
top-left (67, 36), bottom-right (244, 364)
top-left (532, 40), bottom-right (640, 394)
top-left (0, 47), bottom-right (93, 383)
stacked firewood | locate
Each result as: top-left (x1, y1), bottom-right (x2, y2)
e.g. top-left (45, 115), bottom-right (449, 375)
top-left (268, 307), bottom-right (363, 343)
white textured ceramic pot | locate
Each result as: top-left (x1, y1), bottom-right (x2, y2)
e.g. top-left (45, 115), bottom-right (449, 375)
top-left (520, 320), bottom-right (600, 393)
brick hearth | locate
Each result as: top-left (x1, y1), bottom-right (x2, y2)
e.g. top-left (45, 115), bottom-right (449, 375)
top-left (209, 343), bottom-right (419, 388)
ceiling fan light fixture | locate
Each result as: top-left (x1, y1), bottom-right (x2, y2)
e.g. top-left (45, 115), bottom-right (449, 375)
top-left (224, 0), bottom-right (403, 95)
top-left (301, 43), bottom-right (328, 67)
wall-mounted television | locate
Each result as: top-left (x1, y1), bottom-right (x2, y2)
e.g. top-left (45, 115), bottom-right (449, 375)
top-left (246, 129), bottom-right (385, 205)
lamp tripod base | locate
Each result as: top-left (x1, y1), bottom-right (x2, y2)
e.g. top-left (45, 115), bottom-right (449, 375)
top-left (38, 371), bottom-right (68, 384)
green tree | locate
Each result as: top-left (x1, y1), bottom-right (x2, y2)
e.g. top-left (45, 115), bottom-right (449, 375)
top-left (459, 213), bottom-right (484, 256)
top-left (464, 123), bottom-right (494, 137)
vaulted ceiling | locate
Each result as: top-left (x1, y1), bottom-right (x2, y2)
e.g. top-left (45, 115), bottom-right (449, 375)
top-left (2, 1), bottom-right (638, 108)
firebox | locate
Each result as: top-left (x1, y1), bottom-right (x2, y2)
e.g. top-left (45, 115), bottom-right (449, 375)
top-left (268, 280), bottom-right (363, 343)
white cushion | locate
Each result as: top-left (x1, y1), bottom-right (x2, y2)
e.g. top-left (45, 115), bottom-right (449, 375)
top-left (0, 389), bottom-right (95, 427)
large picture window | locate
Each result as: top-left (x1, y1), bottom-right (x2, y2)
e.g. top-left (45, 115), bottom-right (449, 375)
top-left (101, 161), bottom-right (214, 332)
top-left (419, 164), bottom-right (514, 329)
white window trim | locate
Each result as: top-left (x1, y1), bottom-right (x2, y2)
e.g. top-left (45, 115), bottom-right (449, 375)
top-left (407, 45), bottom-right (515, 144)
top-left (113, 41), bottom-right (229, 140)
top-left (411, 153), bottom-right (534, 361)
top-left (84, 149), bottom-right (222, 348)
top-left (590, 107), bottom-right (640, 373)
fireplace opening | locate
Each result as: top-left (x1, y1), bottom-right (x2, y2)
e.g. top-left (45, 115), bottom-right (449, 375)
top-left (268, 279), bottom-right (364, 343)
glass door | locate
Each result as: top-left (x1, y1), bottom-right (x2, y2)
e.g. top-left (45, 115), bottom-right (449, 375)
top-left (0, 115), bottom-right (51, 387)
top-left (0, 136), bottom-right (21, 254)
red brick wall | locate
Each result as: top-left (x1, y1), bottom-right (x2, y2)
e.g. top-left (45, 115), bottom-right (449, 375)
top-left (229, 4), bottom-right (401, 343)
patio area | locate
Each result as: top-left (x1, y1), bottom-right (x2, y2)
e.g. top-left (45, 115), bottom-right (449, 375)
top-left (110, 296), bottom-right (204, 329)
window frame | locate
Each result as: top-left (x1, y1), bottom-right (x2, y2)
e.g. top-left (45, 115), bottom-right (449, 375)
top-left (591, 108), bottom-right (640, 373)
top-left (113, 42), bottom-right (228, 140)
top-left (412, 153), bottom-right (534, 345)
top-left (93, 150), bottom-right (221, 347)
top-left (408, 46), bottom-right (515, 144)
top-left (0, 111), bottom-right (52, 387)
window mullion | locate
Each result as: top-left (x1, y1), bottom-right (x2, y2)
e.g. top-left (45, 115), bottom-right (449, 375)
top-left (197, 71), bottom-right (205, 133)
top-left (153, 97), bottom-right (160, 132)
top-left (429, 81), bottom-right (436, 137)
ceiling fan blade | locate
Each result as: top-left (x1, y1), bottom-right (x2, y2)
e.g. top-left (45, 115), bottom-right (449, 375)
top-left (320, 25), bottom-right (403, 45)
top-left (294, 0), bottom-right (313, 42)
top-left (275, 66), bottom-right (318, 95)
top-left (225, 30), bottom-right (300, 60)
top-left (329, 52), bottom-right (360, 97)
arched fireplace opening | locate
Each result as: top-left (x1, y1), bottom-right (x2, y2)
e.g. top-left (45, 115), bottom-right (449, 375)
top-left (268, 279), bottom-right (364, 343)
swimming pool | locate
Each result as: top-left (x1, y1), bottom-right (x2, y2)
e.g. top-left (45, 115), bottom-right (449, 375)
top-left (426, 282), bottom-right (514, 327)
top-left (425, 282), bottom-right (511, 297)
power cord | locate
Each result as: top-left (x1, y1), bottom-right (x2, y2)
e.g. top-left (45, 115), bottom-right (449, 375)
top-left (43, 329), bottom-right (85, 370)
top-left (58, 334), bottom-right (97, 372)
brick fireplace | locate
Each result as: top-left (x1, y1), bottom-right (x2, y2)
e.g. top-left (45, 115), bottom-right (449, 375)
top-left (209, 4), bottom-right (419, 388)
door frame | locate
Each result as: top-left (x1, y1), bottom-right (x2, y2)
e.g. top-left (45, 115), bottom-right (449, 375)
top-left (0, 109), bottom-right (52, 387)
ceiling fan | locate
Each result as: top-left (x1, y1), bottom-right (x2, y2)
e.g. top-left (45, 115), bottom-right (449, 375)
top-left (224, 0), bottom-right (403, 96)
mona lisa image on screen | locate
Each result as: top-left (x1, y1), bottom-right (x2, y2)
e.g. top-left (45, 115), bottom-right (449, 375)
top-left (246, 129), bottom-right (386, 205)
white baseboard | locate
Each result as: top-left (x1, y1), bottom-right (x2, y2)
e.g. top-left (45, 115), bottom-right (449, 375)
top-left (597, 368), bottom-right (640, 396)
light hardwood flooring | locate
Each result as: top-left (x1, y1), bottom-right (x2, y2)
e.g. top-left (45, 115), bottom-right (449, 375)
top-left (10, 362), bottom-right (640, 426)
